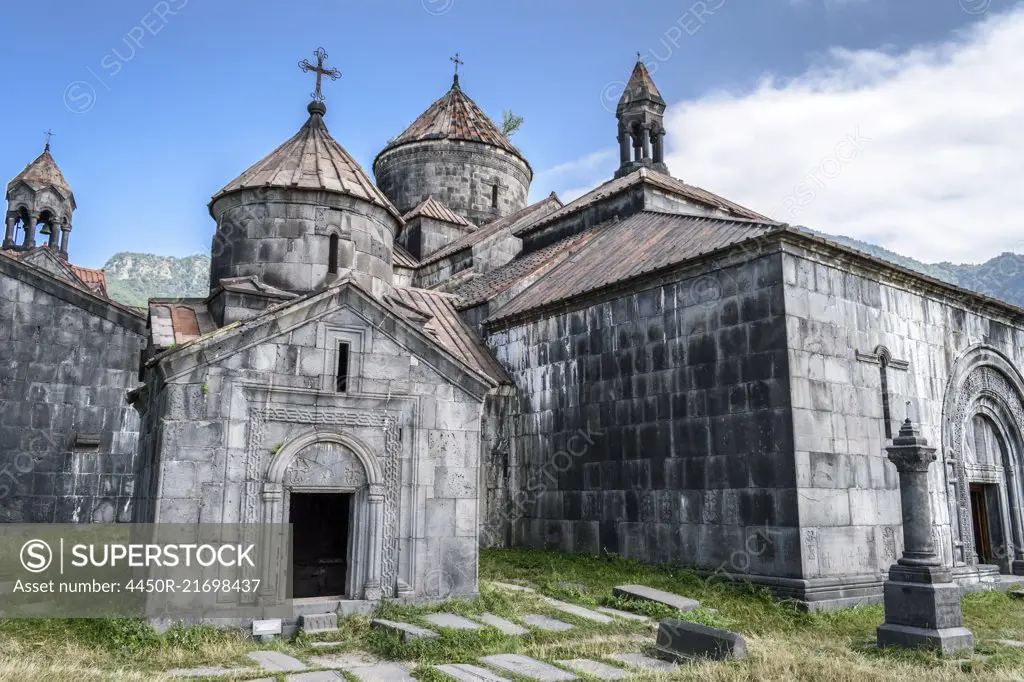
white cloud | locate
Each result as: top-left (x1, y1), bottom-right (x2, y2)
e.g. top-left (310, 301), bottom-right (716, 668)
top-left (539, 8), bottom-right (1024, 264)
top-left (662, 7), bottom-right (1024, 263)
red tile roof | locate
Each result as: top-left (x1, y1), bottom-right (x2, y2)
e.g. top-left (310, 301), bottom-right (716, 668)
top-left (70, 265), bottom-right (108, 297)
top-left (378, 80), bottom-right (526, 164)
top-left (149, 299), bottom-right (217, 349)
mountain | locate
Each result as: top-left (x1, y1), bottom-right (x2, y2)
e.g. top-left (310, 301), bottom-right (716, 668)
top-left (98, 234), bottom-right (1024, 311)
top-left (797, 228), bottom-right (1024, 309)
top-left (103, 252), bottom-right (210, 307)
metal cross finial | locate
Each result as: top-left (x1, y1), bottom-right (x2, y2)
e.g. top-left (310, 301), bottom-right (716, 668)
top-left (450, 52), bottom-right (464, 76)
top-left (298, 47), bottom-right (341, 102)
top-left (637, 51), bottom-right (642, 62)
top-left (43, 129), bottom-right (55, 151)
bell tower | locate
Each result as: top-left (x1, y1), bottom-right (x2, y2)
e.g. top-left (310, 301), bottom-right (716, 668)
top-left (4, 133), bottom-right (76, 259)
top-left (615, 57), bottom-right (669, 179)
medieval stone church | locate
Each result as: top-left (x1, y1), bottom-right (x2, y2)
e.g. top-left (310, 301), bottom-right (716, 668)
top-left (3, 53), bottom-right (1024, 614)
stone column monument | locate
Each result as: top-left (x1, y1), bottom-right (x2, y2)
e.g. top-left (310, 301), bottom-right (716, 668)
top-left (876, 417), bottom-right (974, 654)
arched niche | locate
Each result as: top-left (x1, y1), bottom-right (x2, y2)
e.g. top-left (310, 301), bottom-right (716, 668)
top-left (261, 429), bottom-right (387, 600)
top-left (941, 344), bottom-right (1024, 575)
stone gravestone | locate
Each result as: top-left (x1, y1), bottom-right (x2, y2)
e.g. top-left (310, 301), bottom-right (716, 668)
top-left (876, 418), bottom-right (974, 654)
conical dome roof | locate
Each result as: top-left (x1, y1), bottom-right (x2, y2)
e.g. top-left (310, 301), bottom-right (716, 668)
top-left (6, 147), bottom-right (76, 208)
top-left (212, 102), bottom-right (401, 219)
top-left (379, 78), bottom-right (525, 162)
top-left (617, 60), bottom-right (665, 114)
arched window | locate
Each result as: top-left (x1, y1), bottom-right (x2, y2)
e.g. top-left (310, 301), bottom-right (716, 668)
top-left (328, 233), bottom-right (339, 274)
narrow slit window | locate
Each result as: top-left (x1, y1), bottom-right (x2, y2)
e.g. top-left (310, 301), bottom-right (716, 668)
top-left (328, 234), bottom-right (339, 274)
top-left (335, 342), bottom-right (350, 393)
top-left (491, 184), bottom-right (499, 209)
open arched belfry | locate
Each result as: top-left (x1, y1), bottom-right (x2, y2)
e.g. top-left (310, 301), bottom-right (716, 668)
top-left (4, 51), bottom-right (1024, 627)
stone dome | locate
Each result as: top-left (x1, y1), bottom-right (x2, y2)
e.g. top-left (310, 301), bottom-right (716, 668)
top-left (209, 101), bottom-right (402, 298)
top-left (374, 76), bottom-right (532, 226)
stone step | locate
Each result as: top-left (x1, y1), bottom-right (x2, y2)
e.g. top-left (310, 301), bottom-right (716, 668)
top-left (435, 663), bottom-right (513, 681)
top-left (424, 612), bottom-right (484, 630)
top-left (167, 666), bottom-right (255, 678)
top-left (293, 599), bottom-right (343, 617)
top-left (612, 584), bottom-right (700, 612)
top-left (301, 612), bottom-right (339, 634)
top-left (475, 612), bottom-right (529, 635)
top-left (479, 654), bottom-right (578, 680)
top-left (556, 659), bottom-right (629, 680)
top-left (609, 653), bottom-right (676, 672)
top-left (596, 606), bottom-right (654, 623)
top-left (542, 597), bottom-right (614, 624)
top-left (308, 653), bottom-right (380, 669)
top-left (521, 614), bottom-right (575, 631)
top-left (349, 662), bottom-right (416, 681)
top-left (248, 650), bottom-right (308, 672)
top-left (371, 618), bottom-right (439, 642)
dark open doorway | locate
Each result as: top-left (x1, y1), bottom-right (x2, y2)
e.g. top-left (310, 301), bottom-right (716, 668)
top-left (970, 483), bottom-right (1004, 566)
top-left (290, 492), bottom-right (351, 598)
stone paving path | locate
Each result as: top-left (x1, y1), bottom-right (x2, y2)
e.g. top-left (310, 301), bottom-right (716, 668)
top-left (425, 612), bottom-right (484, 630)
top-left (247, 650), bottom-right (307, 671)
top-left (610, 652), bottom-right (678, 672)
top-left (557, 658), bottom-right (630, 680)
top-left (521, 614), bottom-right (576, 631)
top-left (435, 663), bottom-right (513, 681)
top-left (475, 612), bottom-right (529, 635)
top-left (480, 654), bottom-right (579, 680)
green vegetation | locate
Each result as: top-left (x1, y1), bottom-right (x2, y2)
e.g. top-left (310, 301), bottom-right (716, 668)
top-left (0, 548), bottom-right (1020, 681)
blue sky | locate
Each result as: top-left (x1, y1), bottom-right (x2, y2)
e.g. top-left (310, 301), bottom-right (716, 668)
top-left (0, 0), bottom-right (1017, 267)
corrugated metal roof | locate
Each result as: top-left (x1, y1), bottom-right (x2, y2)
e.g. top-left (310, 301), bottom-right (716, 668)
top-left (489, 211), bottom-right (778, 323)
top-left (212, 104), bottom-right (401, 220)
top-left (377, 79), bottom-right (526, 164)
top-left (514, 168), bottom-right (768, 238)
top-left (403, 196), bottom-right (473, 227)
top-left (453, 230), bottom-right (597, 309)
top-left (418, 193), bottom-right (563, 268)
top-left (390, 287), bottom-right (509, 384)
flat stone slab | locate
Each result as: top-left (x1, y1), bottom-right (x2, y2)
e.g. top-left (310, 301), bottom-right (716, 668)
top-left (553, 581), bottom-right (588, 593)
top-left (610, 653), bottom-right (677, 672)
top-left (655, 618), bottom-right (747, 661)
top-left (543, 597), bottom-right (614, 623)
top-left (309, 653), bottom-right (380, 669)
top-left (491, 581), bottom-right (537, 592)
top-left (310, 641), bottom-right (346, 649)
top-left (476, 612), bottom-right (529, 635)
top-left (996, 639), bottom-right (1024, 647)
top-left (167, 667), bottom-right (255, 678)
top-left (286, 673), bottom-right (344, 682)
top-left (597, 607), bottom-right (653, 623)
top-left (371, 618), bottom-right (439, 642)
top-left (248, 650), bottom-right (308, 672)
top-left (301, 612), bottom-right (339, 634)
top-left (613, 584), bottom-right (700, 612)
top-left (556, 659), bottom-right (628, 680)
top-left (480, 654), bottom-right (578, 680)
top-left (435, 663), bottom-right (513, 681)
top-left (349, 663), bottom-right (416, 681)
top-left (424, 612), bottom-right (484, 630)
top-left (522, 614), bottom-right (575, 631)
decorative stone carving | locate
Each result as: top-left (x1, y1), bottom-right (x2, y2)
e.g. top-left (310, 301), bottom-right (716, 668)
top-left (244, 406), bottom-right (403, 597)
top-left (945, 362), bottom-right (1024, 566)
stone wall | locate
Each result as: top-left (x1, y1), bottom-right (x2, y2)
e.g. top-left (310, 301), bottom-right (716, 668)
top-left (209, 188), bottom-right (399, 298)
top-left (0, 256), bottom-right (146, 523)
top-left (398, 216), bottom-right (474, 261)
top-left (483, 251), bottom-right (800, 578)
top-left (374, 140), bottom-right (531, 226)
top-left (134, 285), bottom-right (489, 601)
top-left (782, 240), bottom-right (1024, 590)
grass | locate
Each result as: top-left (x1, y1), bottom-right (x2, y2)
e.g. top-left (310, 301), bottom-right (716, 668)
top-left (0, 548), bottom-right (1019, 681)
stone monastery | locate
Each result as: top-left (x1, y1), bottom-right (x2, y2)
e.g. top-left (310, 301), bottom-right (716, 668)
top-left (3, 52), bottom-right (1024, 614)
